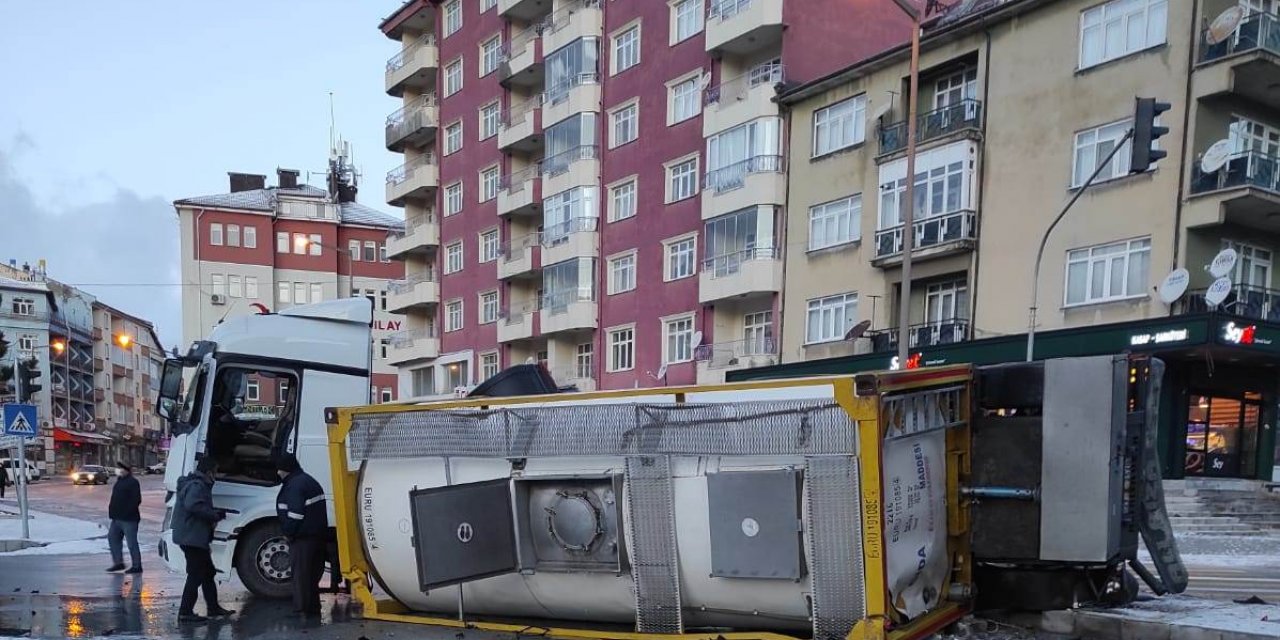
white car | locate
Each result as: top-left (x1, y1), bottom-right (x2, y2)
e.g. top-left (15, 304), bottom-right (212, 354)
top-left (0, 459), bottom-right (40, 483)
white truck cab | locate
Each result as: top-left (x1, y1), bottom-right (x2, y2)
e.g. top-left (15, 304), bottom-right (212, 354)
top-left (155, 298), bottom-right (372, 598)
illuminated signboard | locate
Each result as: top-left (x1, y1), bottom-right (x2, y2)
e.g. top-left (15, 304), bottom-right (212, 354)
top-left (1129, 328), bottom-right (1189, 346)
top-left (1223, 321), bottom-right (1271, 345)
top-left (888, 353), bottom-right (947, 370)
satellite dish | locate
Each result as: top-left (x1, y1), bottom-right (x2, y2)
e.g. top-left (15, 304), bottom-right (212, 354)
top-left (1209, 247), bottom-right (1238, 278)
top-left (1205, 277), bottom-right (1234, 307)
top-left (1158, 268), bottom-right (1190, 304)
top-left (1206, 6), bottom-right (1246, 46)
top-left (1199, 139), bottom-right (1233, 174)
top-left (691, 331), bottom-right (704, 349)
top-left (656, 363), bottom-right (668, 380)
top-left (844, 319), bottom-right (872, 341)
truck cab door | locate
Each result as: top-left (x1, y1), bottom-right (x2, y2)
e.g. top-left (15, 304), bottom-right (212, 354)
top-left (163, 357), bottom-right (216, 492)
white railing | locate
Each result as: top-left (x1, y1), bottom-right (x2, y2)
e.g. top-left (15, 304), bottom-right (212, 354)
top-left (703, 155), bottom-right (784, 193)
top-left (386, 153), bottom-right (437, 186)
top-left (708, 0), bottom-right (753, 21)
top-left (693, 337), bottom-right (777, 368)
top-left (704, 62), bottom-right (783, 105)
top-left (390, 327), bottom-right (438, 347)
top-left (499, 163), bottom-right (541, 194)
top-left (541, 216), bottom-right (598, 247)
top-left (702, 247), bottom-right (780, 279)
top-left (542, 72), bottom-right (599, 105)
top-left (542, 144), bottom-right (598, 176)
top-left (501, 232), bottom-right (542, 261)
top-left (386, 33), bottom-right (436, 73)
top-left (387, 273), bottom-right (438, 295)
top-left (541, 287), bottom-right (595, 314)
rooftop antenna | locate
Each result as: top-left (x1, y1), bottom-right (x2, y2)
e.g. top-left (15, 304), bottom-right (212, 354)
top-left (329, 91), bottom-right (337, 157)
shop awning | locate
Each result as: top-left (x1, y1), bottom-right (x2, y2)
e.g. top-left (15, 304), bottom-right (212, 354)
top-left (54, 428), bottom-right (113, 445)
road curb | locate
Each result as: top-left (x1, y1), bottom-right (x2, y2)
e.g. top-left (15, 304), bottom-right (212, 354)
top-left (991, 600), bottom-right (1280, 640)
top-left (0, 539), bottom-right (46, 552)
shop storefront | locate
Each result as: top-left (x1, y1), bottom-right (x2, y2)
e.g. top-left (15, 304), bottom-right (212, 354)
top-left (52, 428), bottom-right (113, 474)
top-left (728, 313), bottom-right (1279, 482)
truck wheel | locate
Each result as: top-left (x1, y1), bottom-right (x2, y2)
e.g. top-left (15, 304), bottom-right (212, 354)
top-left (236, 522), bottom-right (293, 599)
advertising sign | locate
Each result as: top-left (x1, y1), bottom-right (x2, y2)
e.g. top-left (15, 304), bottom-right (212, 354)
top-left (883, 429), bottom-right (948, 618)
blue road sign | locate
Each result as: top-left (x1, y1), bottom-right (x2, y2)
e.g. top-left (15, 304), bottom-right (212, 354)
top-left (3, 403), bottom-right (38, 437)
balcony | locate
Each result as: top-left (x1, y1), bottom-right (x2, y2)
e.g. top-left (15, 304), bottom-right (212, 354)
top-left (868, 321), bottom-right (970, 353)
top-left (542, 74), bottom-right (600, 127)
top-left (387, 213), bottom-right (440, 259)
top-left (694, 337), bottom-right (778, 383)
top-left (500, 0), bottom-right (552, 21)
top-left (552, 368), bottom-right (596, 391)
top-left (540, 288), bottom-right (596, 335)
top-left (541, 217), bottom-right (599, 266)
top-left (703, 63), bottom-right (783, 136)
top-left (500, 26), bottom-right (543, 88)
top-left (873, 209), bottom-right (977, 267)
top-left (386, 328), bottom-right (440, 366)
top-left (1177, 284), bottom-right (1280, 321)
top-left (1186, 149), bottom-right (1280, 230)
top-left (542, 144), bottom-right (599, 196)
top-left (499, 233), bottom-right (541, 280)
top-left (498, 305), bottom-right (538, 343)
top-left (705, 0), bottom-right (783, 55)
top-left (542, 0), bottom-right (602, 58)
top-left (701, 155), bottom-right (786, 220)
top-left (385, 34), bottom-right (438, 97)
top-left (878, 99), bottom-right (984, 157)
top-left (1195, 12), bottom-right (1280, 109)
top-left (698, 248), bottom-right (783, 303)
top-left (499, 98), bottom-right (543, 152)
top-left (385, 153), bottom-right (438, 206)
top-left (498, 164), bottom-right (542, 216)
top-left (385, 94), bottom-right (438, 152)
top-left (387, 276), bottom-right (440, 313)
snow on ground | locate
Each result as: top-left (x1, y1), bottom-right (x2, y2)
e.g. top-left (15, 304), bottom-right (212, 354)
top-left (0, 510), bottom-right (107, 549)
top-left (1092, 595), bottom-right (1280, 636)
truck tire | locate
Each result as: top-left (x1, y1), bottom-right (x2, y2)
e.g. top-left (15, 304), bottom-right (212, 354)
top-left (236, 522), bottom-right (293, 599)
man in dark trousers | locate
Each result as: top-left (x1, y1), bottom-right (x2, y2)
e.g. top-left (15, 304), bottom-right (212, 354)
top-left (275, 453), bottom-right (328, 617)
top-left (173, 457), bottom-right (235, 624)
top-left (0, 462), bottom-right (8, 499)
top-left (106, 461), bottom-right (142, 573)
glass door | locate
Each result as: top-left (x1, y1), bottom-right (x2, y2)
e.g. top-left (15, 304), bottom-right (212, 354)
top-left (1185, 393), bottom-right (1261, 477)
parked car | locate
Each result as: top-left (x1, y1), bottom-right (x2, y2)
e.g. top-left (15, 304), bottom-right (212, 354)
top-left (71, 465), bottom-right (110, 485)
top-left (145, 462), bottom-right (165, 475)
top-left (0, 459), bottom-right (39, 483)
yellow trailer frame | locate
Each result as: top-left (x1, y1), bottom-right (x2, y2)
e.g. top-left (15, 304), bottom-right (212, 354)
top-left (326, 366), bottom-right (973, 640)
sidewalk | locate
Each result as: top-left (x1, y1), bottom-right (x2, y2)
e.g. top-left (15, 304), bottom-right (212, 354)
top-left (0, 507), bottom-right (109, 554)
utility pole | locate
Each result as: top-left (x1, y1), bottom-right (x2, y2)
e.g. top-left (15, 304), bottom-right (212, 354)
top-left (892, 0), bottom-right (922, 366)
top-left (11, 350), bottom-right (30, 540)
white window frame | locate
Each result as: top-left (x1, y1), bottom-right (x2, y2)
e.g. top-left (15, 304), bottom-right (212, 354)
top-left (610, 100), bottom-right (639, 148)
top-left (480, 228), bottom-right (500, 263)
top-left (294, 282), bottom-right (307, 304)
top-left (1072, 118), bottom-right (1134, 187)
top-left (226, 224), bottom-right (241, 247)
top-left (667, 73), bottom-right (701, 125)
top-left (310, 283), bottom-right (323, 302)
top-left (246, 379), bottom-right (260, 402)
top-left (245, 276), bottom-right (259, 299)
top-left (611, 23), bottom-right (641, 75)
top-left (608, 177), bottom-right (638, 222)
top-left (276, 231), bottom-right (289, 253)
top-left (445, 58), bottom-right (464, 96)
top-left (308, 233), bottom-right (322, 256)
top-left (209, 223), bottom-right (224, 246)
top-left (666, 155), bottom-right (700, 202)
top-left (662, 314), bottom-right (695, 364)
top-left (444, 120), bottom-right (464, 155)
top-left (608, 251), bottom-right (638, 294)
top-left (445, 241), bottom-right (464, 274)
top-left (575, 343), bottom-right (593, 379)
top-left (211, 274), bottom-right (225, 296)
top-left (380, 387), bottom-right (394, 403)
top-left (481, 34), bottom-right (503, 77)
top-left (277, 281), bottom-right (290, 303)
top-left (243, 225), bottom-right (257, 249)
top-left (1078, 0), bottom-right (1168, 70)
top-left (228, 275), bottom-right (243, 298)
top-left (670, 0), bottom-right (704, 44)
top-left (480, 101), bottom-right (501, 140)
top-left (363, 240), bottom-right (377, 262)
top-left (446, 299), bottom-right (464, 332)
top-left (444, 0), bottom-right (462, 37)
top-left (480, 290), bottom-right (500, 324)
top-left (607, 325), bottom-right (636, 372)
top-left (292, 233), bottom-right (307, 255)
top-left (445, 182), bottom-right (464, 216)
top-left (481, 351), bottom-right (500, 380)
top-left (480, 0), bottom-right (498, 11)
top-left (348, 239), bottom-right (361, 260)
top-left (664, 234), bottom-right (698, 281)
top-left (805, 293), bottom-right (858, 345)
top-left (809, 194), bottom-right (862, 250)
top-left (812, 94), bottom-right (867, 157)
top-left (480, 165), bottom-right (501, 202)
top-left (1064, 237), bottom-right (1151, 307)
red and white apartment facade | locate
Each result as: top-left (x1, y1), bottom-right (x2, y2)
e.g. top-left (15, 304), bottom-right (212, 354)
top-left (175, 169), bottom-right (407, 402)
top-left (379, 0), bottom-right (907, 397)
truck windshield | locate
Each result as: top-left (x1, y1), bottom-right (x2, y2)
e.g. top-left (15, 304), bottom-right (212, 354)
top-left (205, 364), bottom-right (298, 486)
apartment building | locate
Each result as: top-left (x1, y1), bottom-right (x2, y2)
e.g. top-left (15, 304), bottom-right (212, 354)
top-left (732, 0), bottom-right (1278, 483)
top-left (174, 161), bottom-right (406, 403)
top-left (379, 0), bottom-right (910, 397)
top-left (92, 303), bottom-right (166, 469)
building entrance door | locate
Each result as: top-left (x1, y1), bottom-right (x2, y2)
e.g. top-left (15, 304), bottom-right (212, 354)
top-left (1185, 392), bottom-right (1263, 478)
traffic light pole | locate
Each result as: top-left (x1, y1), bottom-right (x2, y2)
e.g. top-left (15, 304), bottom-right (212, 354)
top-left (10, 351), bottom-right (30, 540)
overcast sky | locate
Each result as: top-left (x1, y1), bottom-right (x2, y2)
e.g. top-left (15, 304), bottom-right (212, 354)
top-left (0, 1), bottom-right (405, 348)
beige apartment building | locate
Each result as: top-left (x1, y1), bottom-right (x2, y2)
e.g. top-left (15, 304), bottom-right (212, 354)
top-left (759, 0), bottom-right (1280, 483)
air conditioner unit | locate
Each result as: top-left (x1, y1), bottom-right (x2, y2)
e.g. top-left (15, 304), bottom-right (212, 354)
top-left (211, 294), bottom-right (227, 305)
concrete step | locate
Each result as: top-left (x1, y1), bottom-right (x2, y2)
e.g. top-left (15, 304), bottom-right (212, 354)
top-left (1169, 516), bottom-right (1239, 525)
top-left (1181, 529), bottom-right (1275, 536)
top-left (1177, 524), bottom-right (1261, 534)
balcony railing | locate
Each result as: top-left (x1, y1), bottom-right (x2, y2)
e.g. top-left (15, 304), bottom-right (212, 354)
top-left (541, 0), bottom-right (600, 37)
top-left (542, 144), bottom-right (598, 176)
top-left (390, 327), bottom-right (438, 347)
top-left (386, 33), bottom-right (436, 72)
top-left (501, 232), bottom-right (542, 261)
top-left (499, 163), bottom-right (541, 193)
top-left (703, 155), bottom-right (784, 194)
top-left (386, 153), bottom-right (437, 186)
top-left (543, 72), bottom-right (599, 105)
top-left (704, 62), bottom-right (784, 105)
top-left (1190, 149), bottom-right (1280, 195)
top-left (701, 247), bottom-right (779, 279)
top-left (693, 337), bottom-right (777, 369)
top-left (879, 99), bottom-right (983, 155)
top-left (503, 23), bottom-right (542, 61)
top-left (386, 93), bottom-right (437, 139)
top-left (501, 300), bottom-right (540, 321)
top-left (502, 96), bottom-right (541, 127)
top-left (0, 309), bottom-right (51, 322)
top-left (388, 273), bottom-right (438, 295)
top-left (1178, 284), bottom-right (1280, 321)
top-left (392, 212), bottom-right (436, 239)
top-left (708, 0), bottom-right (753, 21)
top-left (1200, 11), bottom-right (1280, 64)
top-left (541, 287), bottom-right (595, 314)
top-left (875, 209), bottom-right (976, 257)
top-left (869, 320), bottom-right (970, 352)
top-left (542, 216), bottom-right (598, 247)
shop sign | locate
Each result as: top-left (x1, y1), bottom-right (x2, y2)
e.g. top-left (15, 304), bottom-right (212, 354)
top-left (1129, 328), bottom-right (1190, 347)
top-left (888, 353), bottom-right (948, 371)
top-left (1223, 321), bottom-right (1270, 345)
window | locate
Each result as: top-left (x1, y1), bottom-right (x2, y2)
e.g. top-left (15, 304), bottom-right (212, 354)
top-left (813, 95), bottom-right (866, 156)
top-left (480, 101), bottom-right (501, 140)
top-left (669, 75), bottom-right (701, 124)
top-left (704, 207), bottom-right (770, 278)
top-left (806, 293), bottom-right (858, 344)
top-left (810, 195), bottom-right (862, 250)
top-left (363, 241), bottom-right (377, 262)
top-left (206, 366), bottom-right (297, 484)
top-left (411, 367), bottom-right (434, 397)
top-left (672, 0), bottom-right (704, 43)
top-left (445, 59), bottom-right (463, 96)
top-left (1079, 0), bottom-right (1167, 69)
top-left (481, 165), bottom-right (500, 202)
top-left (444, 359), bottom-right (471, 390)
top-left (246, 379), bottom-right (260, 402)
top-left (481, 352), bottom-right (500, 380)
top-left (481, 0), bottom-right (497, 11)
top-left (308, 234), bottom-right (322, 256)
top-left (444, 0), bottom-right (462, 37)
top-left (612, 24), bottom-right (640, 74)
top-left (664, 315), bottom-right (694, 364)
top-left (294, 282), bottom-right (307, 304)
top-left (226, 224), bottom-right (241, 247)
top-left (665, 236), bottom-right (697, 280)
top-left (609, 178), bottom-right (637, 221)
top-left (1224, 240), bottom-right (1273, 288)
top-left (608, 327), bottom-right (635, 371)
top-left (380, 244), bottom-right (390, 262)
top-left (542, 186), bottom-right (599, 245)
top-left (245, 276), bottom-right (259, 299)
top-left (310, 283), bottom-right (323, 302)
top-left (380, 387), bottom-right (393, 403)
top-left (743, 311), bottom-right (773, 355)
top-left (348, 239), bottom-right (360, 260)
top-left (292, 233), bottom-right (307, 255)
top-left (1072, 119), bottom-right (1134, 187)
top-left (228, 275), bottom-right (243, 298)
top-left (1065, 237), bottom-right (1151, 306)
top-left (445, 182), bottom-right (464, 216)
top-left (445, 121), bottom-right (463, 155)
top-left (480, 229), bottom-right (500, 263)
top-left (210, 223), bottom-right (224, 246)
top-left (541, 257), bottom-right (596, 311)
top-left (445, 241), bottom-right (464, 274)
top-left (481, 35), bottom-right (503, 76)
top-left (705, 117), bottom-right (782, 192)
top-left (277, 282), bottom-right (290, 303)
top-left (276, 232), bottom-right (289, 253)
top-left (925, 280), bottom-right (969, 326)
top-left (610, 102), bottom-right (638, 148)
top-left (446, 300), bottom-right (463, 332)
top-left (480, 290), bottom-right (499, 324)
top-left (667, 156), bottom-right (699, 202)
top-left (244, 226), bottom-right (257, 249)
top-left (9, 297), bottom-right (33, 316)
top-left (878, 143), bottom-right (971, 230)
top-left (608, 253), bottom-right (637, 294)
top-left (211, 274), bottom-right (225, 296)
top-left (934, 68), bottom-right (978, 109)
top-left (544, 38), bottom-right (600, 104)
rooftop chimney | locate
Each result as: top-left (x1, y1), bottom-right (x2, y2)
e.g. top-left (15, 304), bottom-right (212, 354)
top-left (277, 168), bottom-right (301, 189)
top-left (228, 172), bottom-right (267, 193)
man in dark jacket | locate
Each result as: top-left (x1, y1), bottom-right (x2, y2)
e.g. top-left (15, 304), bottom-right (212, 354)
top-left (0, 462), bottom-right (8, 499)
top-left (275, 453), bottom-right (328, 617)
top-left (173, 457), bottom-right (235, 623)
top-left (106, 461), bottom-right (142, 573)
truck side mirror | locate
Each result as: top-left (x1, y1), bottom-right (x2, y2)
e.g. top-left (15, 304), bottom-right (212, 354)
top-left (156, 359), bottom-right (184, 420)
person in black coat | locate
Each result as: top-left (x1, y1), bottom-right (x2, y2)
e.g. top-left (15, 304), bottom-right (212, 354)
top-left (0, 462), bottom-right (8, 499)
top-left (106, 462), bottom-right (142, 573)
top-left (275, 453), bottom-right (328, 617)
top-left (172, 457), bottom-right (235, 624)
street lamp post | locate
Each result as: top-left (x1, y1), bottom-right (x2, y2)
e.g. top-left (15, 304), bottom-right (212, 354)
top-left (890, 0), bottom-right (922, 366)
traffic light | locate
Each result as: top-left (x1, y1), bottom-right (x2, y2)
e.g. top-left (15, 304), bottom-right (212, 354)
top-left (1131, 97), bottom-right (1171, 173)
top-left (17, 358), bottom-right (41, 404)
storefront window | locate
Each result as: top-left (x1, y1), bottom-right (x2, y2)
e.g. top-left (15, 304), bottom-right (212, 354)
top-left (1185, 394), bottom-right (1261, 478)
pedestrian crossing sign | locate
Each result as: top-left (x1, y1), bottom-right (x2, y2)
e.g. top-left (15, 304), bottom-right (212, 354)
top-left (3, 403), bottom-right (37, 438)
